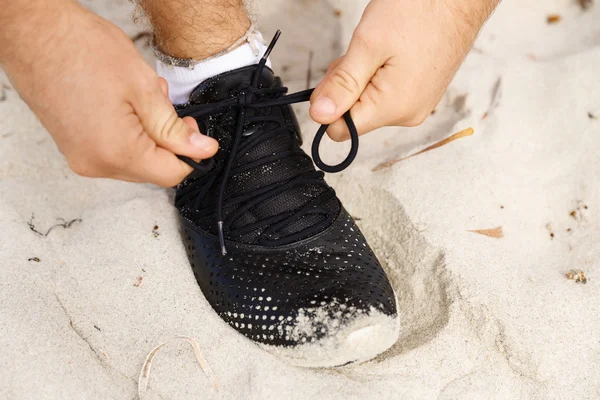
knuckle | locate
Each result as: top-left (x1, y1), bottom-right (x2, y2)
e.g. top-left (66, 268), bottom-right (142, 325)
top-left (95, 146), bottom-right (119, 167)
top-left (330, 67), bottom-right (361, 96)
top-left (68, 157), bottom-right (98, 178)
top-left (132, 79), bottom-right (155, 101)
top-left (327, 125), bottom-right (349, 142)
top-left (95, 144), bottom-right (133, 174)
top-left (390, 103), bottom-right (430, 127)
top-left (414, 110), bottom-right (431, 126)
top-left (137, 71), bottom-right (160, 91)
top-left (401, 111), bottom-right (429, 127)
top-left (156, 112), bottom-right (180, 142)
top-left (159, 175), bottom-right (183, 188)
top-left (352, 27), bottom-right (372, 47)
top-left (155, 166), bottom-right (188, 188)
top-left (352, 26), bottom-right (380, 51)
top-left (329, 133), bottom-right (347, 143)
top-left (326, 57), bottom-right (344, 74)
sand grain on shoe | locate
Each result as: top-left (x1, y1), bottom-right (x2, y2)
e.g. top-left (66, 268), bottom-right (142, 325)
top-left (263, 300), bottom-right (400, 368)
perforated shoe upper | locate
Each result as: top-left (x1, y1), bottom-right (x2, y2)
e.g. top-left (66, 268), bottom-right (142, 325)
top-left (181, 208), bottom-right (396, 346)
top-left (175, 65), bottom-right (397, 350)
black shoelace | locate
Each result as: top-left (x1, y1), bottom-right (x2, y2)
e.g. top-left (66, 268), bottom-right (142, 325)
top-left (176, 30), bottom-right (359, 255)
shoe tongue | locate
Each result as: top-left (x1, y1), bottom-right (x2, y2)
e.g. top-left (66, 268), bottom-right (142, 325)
top-left (189, 65), bottom-right (275, 104)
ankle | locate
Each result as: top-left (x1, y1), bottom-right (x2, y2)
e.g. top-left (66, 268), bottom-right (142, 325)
top-left (156, 17), bottom-right (251, 61)
top-left (156, 28), bottom-right (271, 104)
top-left (140, 0), bottom-right (251, 61)
top-left (155, 23), bottom-right (261, 68)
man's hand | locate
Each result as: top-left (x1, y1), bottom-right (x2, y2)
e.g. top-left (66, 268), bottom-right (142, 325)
top-left (0, 0), bottom-right (218, 187)
top-left (310, 0), bottom-right (498, 141)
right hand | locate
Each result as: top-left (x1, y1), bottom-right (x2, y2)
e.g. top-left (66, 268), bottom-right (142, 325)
top-left (1, 2), bottom-right (218, 187)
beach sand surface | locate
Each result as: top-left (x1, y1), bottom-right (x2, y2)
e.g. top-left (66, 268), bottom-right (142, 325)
top-left (1, 0), bottom-right (599, 398)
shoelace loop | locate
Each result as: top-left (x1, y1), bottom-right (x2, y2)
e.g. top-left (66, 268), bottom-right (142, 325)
top-left (177, 30), bottom-right (360, 255)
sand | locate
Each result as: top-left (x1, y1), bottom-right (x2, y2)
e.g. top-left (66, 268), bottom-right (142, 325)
top-left (1, 0), bottom-right (599, 398)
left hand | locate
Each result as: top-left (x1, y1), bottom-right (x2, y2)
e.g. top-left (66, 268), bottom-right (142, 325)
top-left (309, 0), bottom-right (498, 141)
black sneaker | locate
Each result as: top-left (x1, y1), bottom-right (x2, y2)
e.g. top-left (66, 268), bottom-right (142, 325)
top-left (175, 31), bottom-right (399, 367)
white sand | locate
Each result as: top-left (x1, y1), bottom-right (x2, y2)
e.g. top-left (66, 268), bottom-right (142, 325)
top-left (1, 0), bottom-right (599, 398)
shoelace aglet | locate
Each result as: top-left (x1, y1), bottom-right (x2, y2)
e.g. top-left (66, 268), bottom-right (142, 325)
top-left (262, 30), bottom-right (281, 62)
top-left (252, 30), bottom-right (281, 88)
top-left (217, 221), bottom-right (227, 255)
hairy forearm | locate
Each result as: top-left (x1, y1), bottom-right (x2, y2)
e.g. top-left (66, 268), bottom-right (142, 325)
top-left (481, 0), bottom-right (501, 19)
top-left (0, 0), bottom-right (77, 65)
top-left (445, 0), bottom-right (500, 32)
top-left (432, 0), bottom-right (499, 72)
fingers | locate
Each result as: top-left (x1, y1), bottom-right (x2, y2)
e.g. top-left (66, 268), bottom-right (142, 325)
top-left (325, 56), bottom-right (344, 75)
top-left (67, 126), bottom-right (194, 187)
top-left (158, 77), bottom-right (169, 97)
top-left (135, 140), bottom-right (194, 187)
top-left (323, 94), bottom-right (380, 142)
top-left (309, 31), bottom-right (384, 125)
top-left (133, 76), bottom-right (218, 160)
top-left (322, 65), bottom-right (391, 141)
top-left (321, 60), bottom-right (433, 142)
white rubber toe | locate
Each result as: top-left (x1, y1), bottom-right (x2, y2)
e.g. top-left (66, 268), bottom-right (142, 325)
top-left (260, 305), bottom-right (400, 368)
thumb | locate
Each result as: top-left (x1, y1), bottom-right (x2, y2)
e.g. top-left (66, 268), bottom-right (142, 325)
top-left (310, 36), bottom-right (381, 125)
top-left (134, 77), bottom-right (218, 159)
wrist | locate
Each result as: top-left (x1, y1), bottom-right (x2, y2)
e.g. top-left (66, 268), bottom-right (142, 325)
top-left (0, 0), bottom-right (79, 66)
top-left (433, 0), bottom-right (499, 52)
top-left (445, 0), bottom-right (499, 29)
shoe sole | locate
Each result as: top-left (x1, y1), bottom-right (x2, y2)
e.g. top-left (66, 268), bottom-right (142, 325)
top-left (259, 305), bottom-right (400, 368)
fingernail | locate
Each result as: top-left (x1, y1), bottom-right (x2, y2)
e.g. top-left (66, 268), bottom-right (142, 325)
top-left (189, 132), bottom-right (216, 151)
top-left (311, 96), bottom-right (336, 117)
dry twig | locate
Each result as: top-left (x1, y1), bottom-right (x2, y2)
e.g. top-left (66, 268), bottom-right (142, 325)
top-left (138, 336), bottom-right (220, 398)
top-left (468, 226), bottom-right (504, 238)
top-left (373, 127), bottom-right (474, 171)
top-left (547, 14), bottom-right (562, 24)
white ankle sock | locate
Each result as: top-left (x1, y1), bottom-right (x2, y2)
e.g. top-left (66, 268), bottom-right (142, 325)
top-left (157, 35), bottom-right (271, 105)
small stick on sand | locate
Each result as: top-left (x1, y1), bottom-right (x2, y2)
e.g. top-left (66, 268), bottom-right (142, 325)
top-left (138, 336), bottom-right (220, 399)
top-left (373, 127), bottom-right (474, 171)
top-left (468, 226), bottom-right (504, 238)
top-left (306, 50), bottom-right (314, 90)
